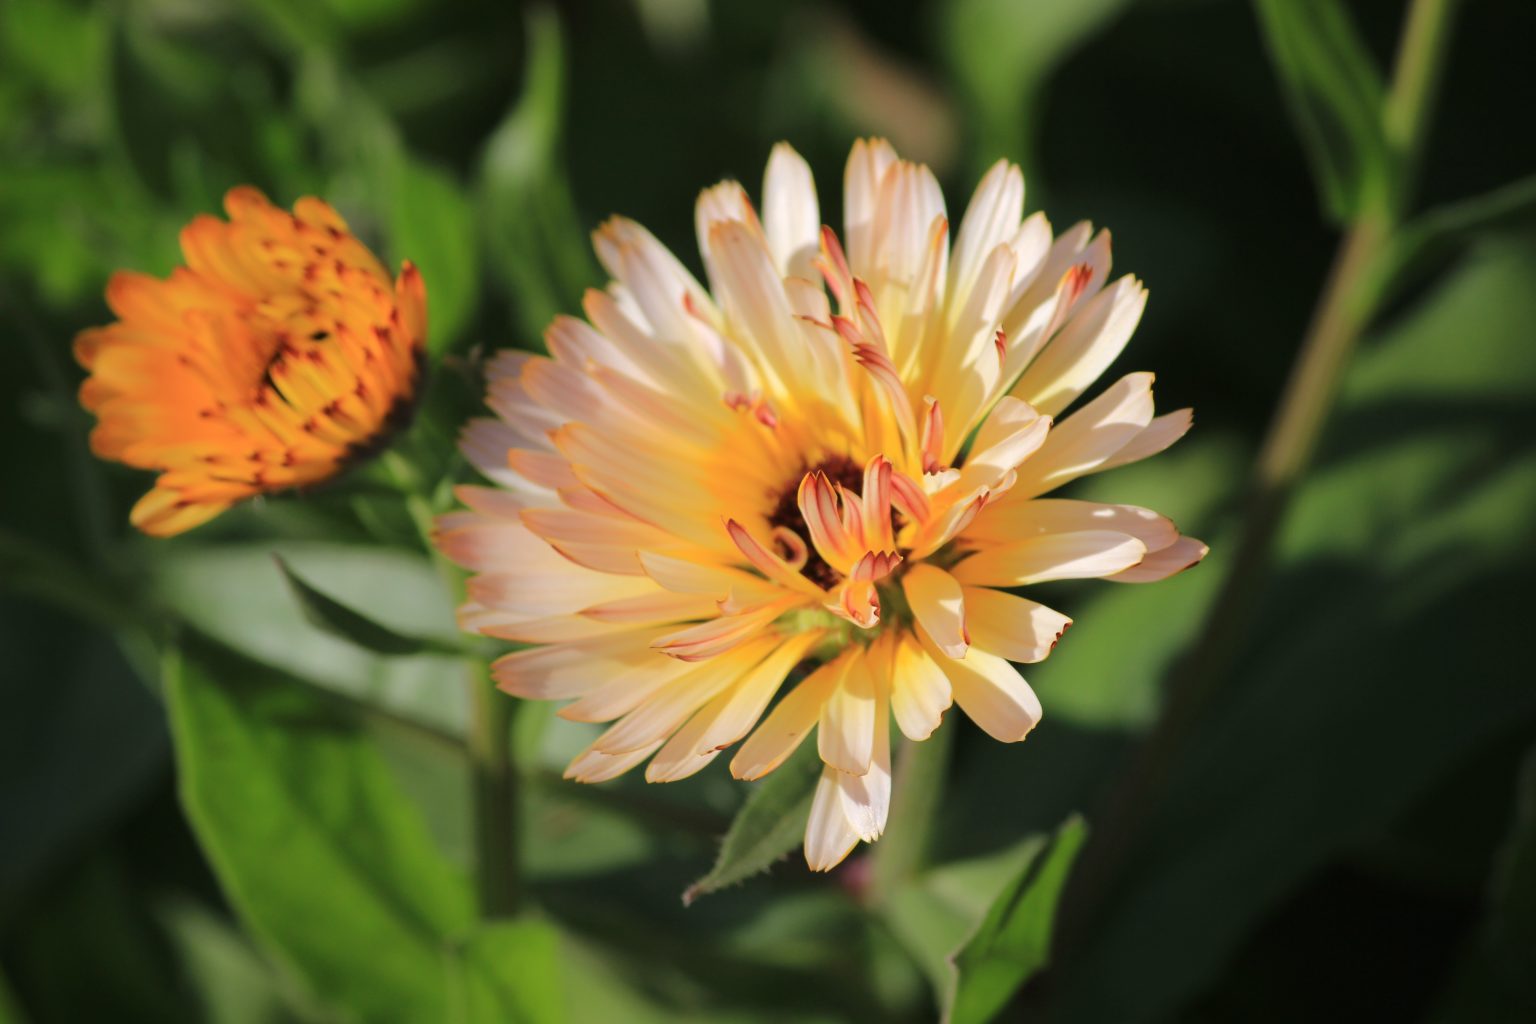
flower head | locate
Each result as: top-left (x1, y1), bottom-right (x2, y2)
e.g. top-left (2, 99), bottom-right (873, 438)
top-left (438, 140), bottom-right (1206, 871)
top-left (76, 187), bottom-right (427, 536)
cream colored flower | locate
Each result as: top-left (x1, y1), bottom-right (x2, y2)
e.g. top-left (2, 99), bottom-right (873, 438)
top-left (436, 139), bottom-right (1206, 871)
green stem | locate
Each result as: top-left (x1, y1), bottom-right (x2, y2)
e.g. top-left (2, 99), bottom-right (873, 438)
top-left (870, 721), bottom-right (955, 903)
top-left (1056, 0), bottom-right (1459, 956)
top-left (384, 450), bottom-right (520, 917)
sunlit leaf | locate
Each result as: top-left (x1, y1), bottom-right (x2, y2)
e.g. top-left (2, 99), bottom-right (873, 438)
top-left (683, 742), bottom-right (821, 904)
top-left (452, 920), bottom-right (565, 1023)
top-left (165, 634), bottom-right (476, 1021)
top-left (274, 553), bottom-right (461, 657)
top-left (154, 542), bottom-right (468, 735)
top-left (157, 896), bottom-right (305, 1024)
top-left (1253, 0), bottom-right (1392, 222)
top-left (948, 816), bottom-right (1087, 1024)
top-left (166, 635), bottom-right (568, 1021)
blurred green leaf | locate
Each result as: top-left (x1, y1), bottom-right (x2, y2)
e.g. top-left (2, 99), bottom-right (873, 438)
top-left (453, 920), bottom-right (565, 1023)
top-left (884, 832), bottom-right (1052, 1012)
top-left (683, 742), bottom-right (821, 905)
top-left (0, 970), bottom-right (25, 1024)
top-left (941, 0), bottom-right (1135, 179)
top-left (295, 52), bottom-right (478, 351)
top-left (274, 553), bottom-right (463, 657)
top-left (1030, 437), bottom-right (1243, 730)
top-left (166, 634), bottom-right (567, 1021)
top-left (165, 634), bottom-right (476, 1021)
top-left (386, 154), bottom-right (478, 353)
top-left (1376, 174), bottom-right (1536, 308)
top-left (1056, 233), bottom-right (1536, 1020)
top-left (154, 542), bottom-right (468, 735)
top-left (948, 816), bottom-right (1086, 1024)
top-left (1253, 0), bottom-right (1392, 223)
top-left (477, 7), bottom-right (598, 343)
top-left (157, 897), bottom-right (307, 1024)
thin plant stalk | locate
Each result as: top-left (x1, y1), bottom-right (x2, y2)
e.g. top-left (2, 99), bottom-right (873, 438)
top-left (386, 450), bottom-right (521, 917)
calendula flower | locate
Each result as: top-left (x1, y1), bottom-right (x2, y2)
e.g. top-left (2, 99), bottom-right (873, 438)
top-left (437, 140), bottom-right (1206, 871)
top-left (76, 187), bottom-right (427, 536)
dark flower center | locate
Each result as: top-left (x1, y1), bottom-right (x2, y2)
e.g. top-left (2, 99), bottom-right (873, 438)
top-left (767, 454), bottom-right (864, 588)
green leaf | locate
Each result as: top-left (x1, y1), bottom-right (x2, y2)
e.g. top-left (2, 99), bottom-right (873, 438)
top-left (683, 741), bottom-right (821, 904)
top-left (154, 542), bottom-right (468, 736)
top-left (941, 0), bottom-right (1135, 179)
top-left (1055, 233), bottom-right (1536, 1020)
top-left (386, 155), bottom-right (478, 353)
top-left (1374, 174), bottom-right (1536, 308)
top-left (274, 553), bottom-right (461, 657)
top-left (883, 833), bottom-right (1053, 1012)
top-left (1253, 0), bottom-right (1393, 223)
top-left (947, 817), bottom-right (1087, 1024)
top-left (157, 896), bottom-right (307, 1024)
top-left (165, 634), bottom-right (476, 1021)
top-left (166, 633), bottom-right (565, 1023)
top-left (477, 7), bottom-right (598, 342)
top-left (452, 920), bottom-right (565, 1023)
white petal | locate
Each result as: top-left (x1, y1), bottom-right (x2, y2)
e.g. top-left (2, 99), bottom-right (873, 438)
top-left (965, 498), bottom-right (1178, 551)
top-left (961, 587), bottom-right (1072, 664)
top-left (818, 645), bottom-right (876, 775)
top-left (804, 767), bottom-right (861, 872)
top-left (1010, 371), bottom-right (1157, 499)
top-left (1109, 535), bottom-right (1209, 583)
top-left (951, 158), bottom-right (1025, 303)
top-left (902, 564), bottom-right (969, 659)
top-left (730, 653), bottom-right (847, 780)
top-left (762, 142), bottom-right (821, 279)
top-left (889, 633), bottom-right (952, 741)
top-left (919, 632), bottom-right (1042, 743)
top-left (1013, 275), bottom-right (1146, 417)
top-left (952, 531), bottom-right (1147, 587)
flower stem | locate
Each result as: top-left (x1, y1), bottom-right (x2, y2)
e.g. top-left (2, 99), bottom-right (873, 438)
top-left (870, 720), bottom-right (955, 903)
top-left (1056, 0), bottom-right (1458, 956)
top-left (384, 450), bottom-right (520, 917)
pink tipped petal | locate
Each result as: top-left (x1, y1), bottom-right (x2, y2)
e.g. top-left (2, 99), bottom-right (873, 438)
top-left (920, 631), bottom-right (1042, 743)
top-left (1109, 535), bottom-right (1209, 583)
top-left (962, 586), bottom-right (1072, 664)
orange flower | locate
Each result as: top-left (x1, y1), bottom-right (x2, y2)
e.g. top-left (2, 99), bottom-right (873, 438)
top-left (438, 140), bottom-right (1207, 871)
top-left (75, 187), bottom-right (427, 536)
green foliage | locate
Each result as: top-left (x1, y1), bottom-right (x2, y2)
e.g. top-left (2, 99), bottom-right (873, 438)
top-left (1253, 0), bottom-right (1393, 223)
top-left (1055, 233), bottom-right (1536, 1021)
top-left (155, 542), bottom-right (467, 735)
top-left (274, 554), bottom-right (462, 657)
top-left (477, 7), bottom-right (597, 344)
top-left (949, 817), bottom-right (1087, 1024)
top-left (684, 742), bottom-right (822, 905)
top-left (164, 634), bottom-right (562, 1023)
top-left (941, 0), bottom-right (1135, 180)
